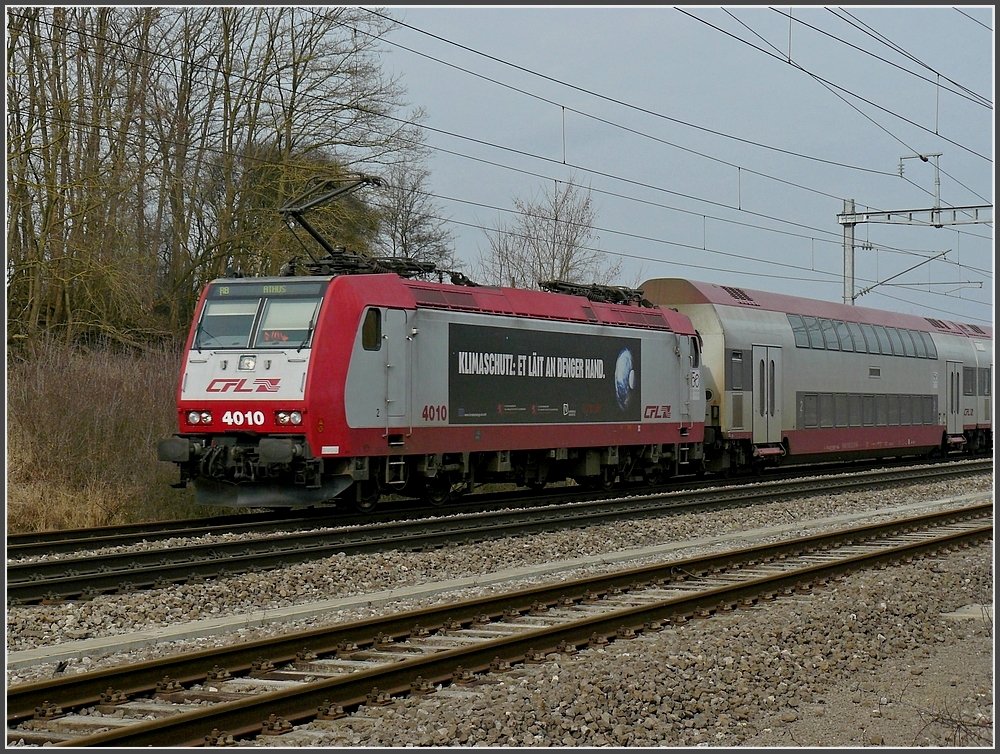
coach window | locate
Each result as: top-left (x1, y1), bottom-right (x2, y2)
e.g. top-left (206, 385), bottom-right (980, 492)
top-left (918, 331), bottom-right (937, 359)
top-left (897, 329), bottom-right (916, 357)
top-left (730, 351), bottom-right (743, 391)
top-left (876, 395), bottom-right (888, 426)
top-left (859, 323), bottom-right (880, 354)
top-left (362, 308), bottom-right (382, 351)
top-left (802, 394), bottom-right (818, 428)
top-left (819, 394), bottom-right (835, 427)
top-left (886, 327), bottom-right (905, 356)
top-left (788, 315), bottom-right (809, 347)
top-left (803, 316), bottom-right (825, 349)
top-left (834, 320), bottom-right (855, 352)
top-left (873, 326), bottom-right (892, 355)
top-left (835, 394), bottom-right (849, 427)
top-left (862, 395), bottom-right (875, 426)
top-left (963, 367), bottom-right (976, 396)
top-left (923, 396), bottom-right (935, 424)
top-left (846, 322), bottom-right (865, 353)
top-left (887, 394), bottom-right (899, 425)
top-left (980, 368), bottom-right (992, 396)
top-left (910, 330), bottom-right (927, 358)
top-left (820, 319), bottom-right (840, 350)
top-left (849, 394), bottom-right (862, 426)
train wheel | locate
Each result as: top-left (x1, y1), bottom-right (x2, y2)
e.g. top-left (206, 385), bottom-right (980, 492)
top-left (422, 475), bottom-right (452, 506)
top-left (354, 480), bottom-right (380, 513)
top-left (598, 467), bottom-right (616, 491)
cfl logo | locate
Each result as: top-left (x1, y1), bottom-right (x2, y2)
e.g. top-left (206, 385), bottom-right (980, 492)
top-left (206, 378), bottom-right (281, 393)
top-left (643, 405), bottom-right (672, 419)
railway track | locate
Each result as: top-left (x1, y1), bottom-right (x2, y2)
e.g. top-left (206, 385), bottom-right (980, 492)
top-left (7, 459), bottom-right (991, 605)
top-left (7, 502), bottom-right (991, 747)
top-left (8, 456), bottom-right (986, 558)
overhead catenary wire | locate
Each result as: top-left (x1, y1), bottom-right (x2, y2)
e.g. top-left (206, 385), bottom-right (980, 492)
top-left (14, 7), bottom-right (990, 248)
top-left (351, 8), bottom-right (992, 236)
top-left (722, 7), bottom-right (992, 208)
top-left (953, 7), bottom-right (992, 32)
top-left (830, 7), bottom-right (992, 107)
top-left (676, 7), bottom-right (993, 164)
top-left (7, 8), bottom-right (992, 323)
top-left (763, 7), bottom-right (994, 109)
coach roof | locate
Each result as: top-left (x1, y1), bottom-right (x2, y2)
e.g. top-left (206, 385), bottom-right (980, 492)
top-left (641, 278), bottom-right (991, 340)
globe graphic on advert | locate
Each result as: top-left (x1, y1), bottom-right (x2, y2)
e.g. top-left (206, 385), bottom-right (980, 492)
top-left (614, 348), bottom-right (636, 410)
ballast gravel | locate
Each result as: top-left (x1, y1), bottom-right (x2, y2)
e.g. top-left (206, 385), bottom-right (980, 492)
top-left (5, 468), bottom-right (994, 747)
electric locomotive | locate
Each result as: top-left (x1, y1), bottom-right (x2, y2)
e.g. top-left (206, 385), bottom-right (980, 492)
top-left (157, 269), bottom-right (707, 510)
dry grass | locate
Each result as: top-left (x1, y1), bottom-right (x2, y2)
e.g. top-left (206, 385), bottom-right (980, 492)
top-left (6, 339), bottom-right (206, 533)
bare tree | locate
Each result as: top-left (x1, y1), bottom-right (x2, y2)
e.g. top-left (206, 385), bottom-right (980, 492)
top-left (6, 7), bottom-right (166, 346)
top-left (373, 153), bottom-right (457, 269)
top-left (6, 5), bottom-right (427, 344)
top-left (477, 178), bottom-right (621, 289)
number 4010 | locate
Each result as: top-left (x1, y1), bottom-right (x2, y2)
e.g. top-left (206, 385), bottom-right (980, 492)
top-left (421, 404), bottom-right (447, 422)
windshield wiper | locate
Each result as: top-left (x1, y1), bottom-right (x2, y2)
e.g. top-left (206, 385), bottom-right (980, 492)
top-left (297, 315), bottom-right (316, 353)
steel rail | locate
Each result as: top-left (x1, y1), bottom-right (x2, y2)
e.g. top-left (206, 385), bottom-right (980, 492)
top-left (6, 461), bottom-right (991, 604)
top-left (8, 456), bottom-right (987, 557)
top-left (8, 502), bottom-right (991, 745)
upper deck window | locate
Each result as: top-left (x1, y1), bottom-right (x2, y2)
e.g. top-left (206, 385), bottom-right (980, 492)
top-left (898, 329), bottom-right (917, 357)
top-left (788, 314), bottom-right (809, 348)
top-left (859, 324), bottom-right (880, 354)
top-left (834, 320), bottom-right (855, 352)
top-left (847, 322), bottom-right (866, 353)
top-left (788, 314), bottom-right (938, 361)
top-left (918, 331), bottom-right (937, 359)
top-left (803, 316), bottom-right (825, 349)
top-left (819, 319), bottom-right (841, 350)
top-left (886, 327), bottom-right (905, 356)
top-left (873, 326), bottom-right (893, 355)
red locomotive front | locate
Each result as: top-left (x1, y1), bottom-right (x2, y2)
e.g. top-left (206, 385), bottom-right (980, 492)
top-left (157, 276), bottom-right (345, 507)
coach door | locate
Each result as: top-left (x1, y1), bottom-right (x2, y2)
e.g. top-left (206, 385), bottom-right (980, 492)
top-left (384, 309), bottom-right (411, 424)
top-left (752, 345), bottom-right (783, 444)
top-left (946, 361), bottom-right (962, 435)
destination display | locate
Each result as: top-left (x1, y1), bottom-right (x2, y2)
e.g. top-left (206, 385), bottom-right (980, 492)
top-left (448, 323), bottom-right (641, 424)
top-left (207, 280), bottom-right (328, 299)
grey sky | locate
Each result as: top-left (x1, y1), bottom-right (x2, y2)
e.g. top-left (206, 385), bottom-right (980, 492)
top-left (372, 4), bottom-right (993, 326)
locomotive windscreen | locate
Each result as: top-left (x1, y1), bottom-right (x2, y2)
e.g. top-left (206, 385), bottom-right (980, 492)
top-left (194, 280), bottom-right (328, 350)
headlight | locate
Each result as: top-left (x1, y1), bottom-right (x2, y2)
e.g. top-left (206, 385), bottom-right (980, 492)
top-left (276, 411), bottom-right (289, 425)
top-left (187, 411), bottom-right (201, 424)
top-left (276, 410), bottom-right (303, 426)
top-left (239, 354), bottom-right (256, 371)
top-left (200, 411), bottom-right (213, 424)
